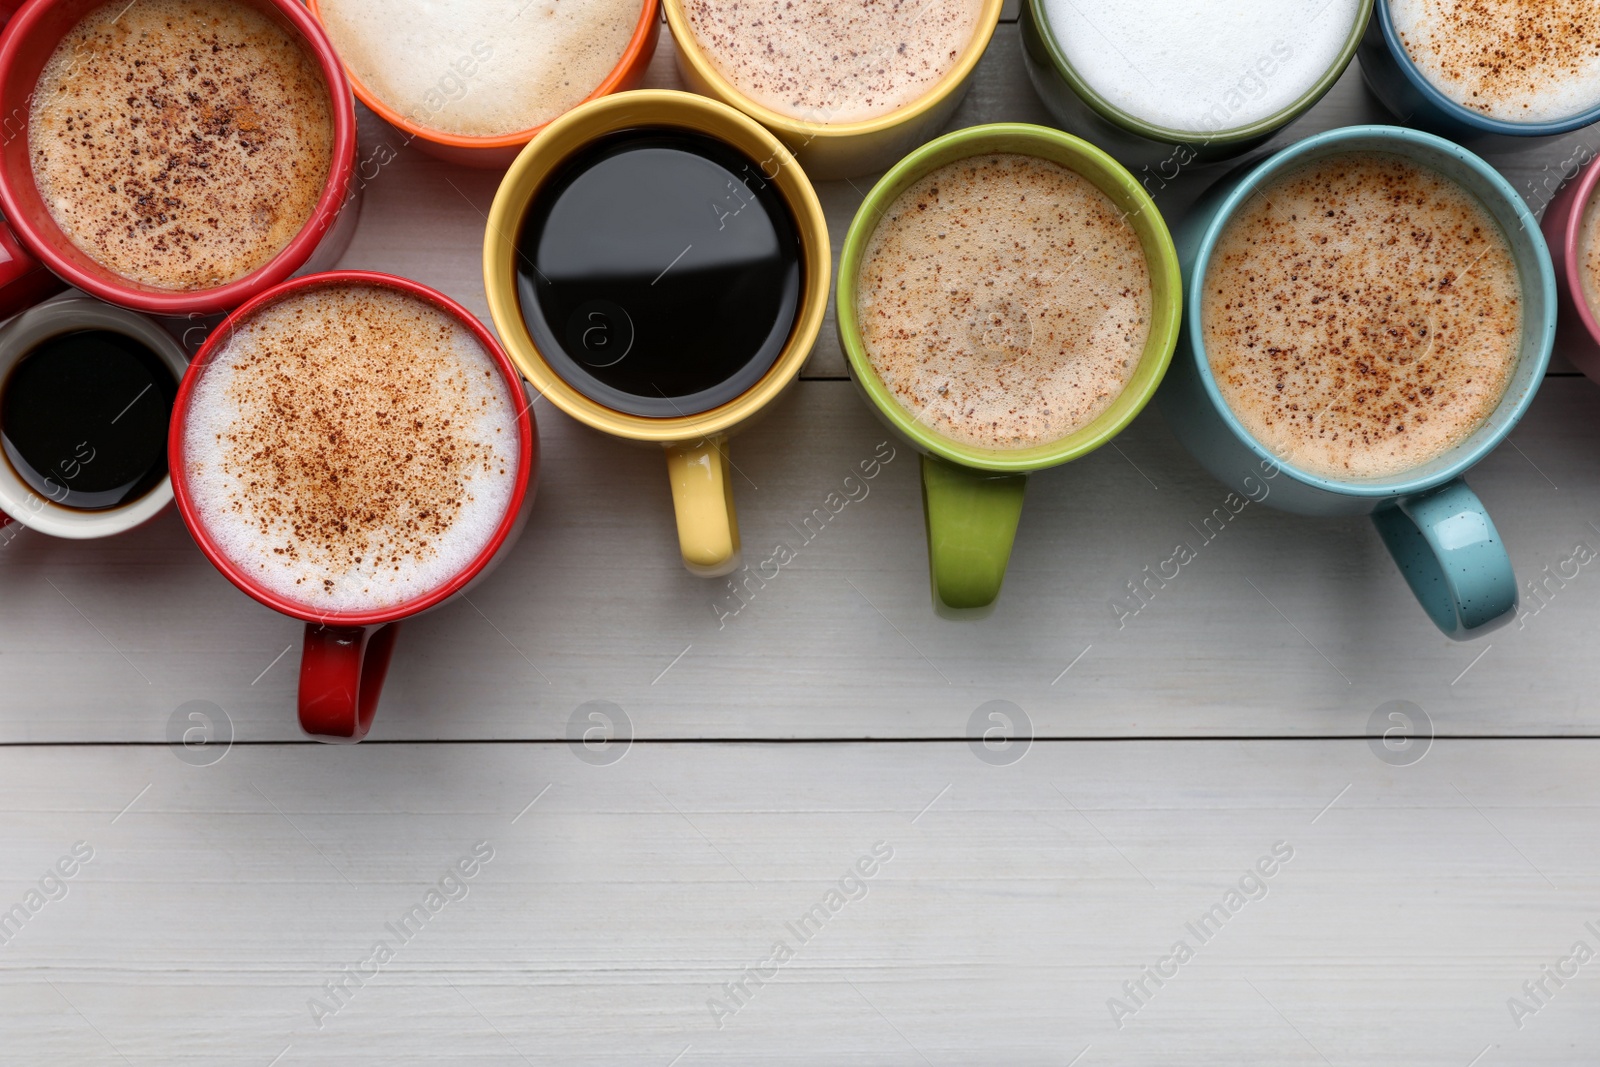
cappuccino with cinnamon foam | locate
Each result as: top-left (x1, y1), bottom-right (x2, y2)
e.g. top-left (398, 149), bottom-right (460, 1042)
top-left (856, 153), bottom-right (1152, 450)
top-left (181, 284), bottom-right (522, 613)
top-left (1390, 0), bottom-right (1600, 123)
top-left (682, 0), bottom-right (985, 124)
top-left (1203, 152), bottom-right (1522, 481)
top-left (30, 0), bottom-right (334, 291)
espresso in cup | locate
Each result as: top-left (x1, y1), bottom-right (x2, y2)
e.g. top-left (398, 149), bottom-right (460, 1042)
top-left (681, 0), bottom-right (984, 123)
top-left (856, 153), bottom-right (1150, 449)
top-left (181, 284), bottom-right (522, 612)
top-left (2, 329), bottom-right (176, 510)
top-left (1203, 151), bottom-right (1521, 481)
top-left (1389, 0), bottom-right (1600, 124)
top-left (1040, 0), bottom-right (1364, 136)
top-left (315, 0), bottom-right (640, 138)
top-left (515, 127), bottom-right (801, 417)
top-left (28, 0), bottom-right (334, 291)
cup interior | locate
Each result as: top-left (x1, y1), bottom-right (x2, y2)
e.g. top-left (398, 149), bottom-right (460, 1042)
top-left (0, 0), bottom-right (357, 315)
top-left (484, 90), bottom-right (830, 444)
top-left (836, 123), bottom-right (1182, 474)
top-left (0, 296), bottom-right (188, 538)
top-left (1029, 0), bottom-right (1372, 145)
top-left (1559, 159), bottom-right (1600, 346)
top-left (665, 0), bottom-right (1003, 139)
top-left (1374, 0), bottom-right (1600, 137)
top-left (168, 271), bottom-right (537, 627)
top-left (306, 0), bottom-right (660, 152)
top-left (1185, 126), bottom-right (1557, 497)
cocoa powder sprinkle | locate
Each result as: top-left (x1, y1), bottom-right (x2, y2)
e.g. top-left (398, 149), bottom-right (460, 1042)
top-left (29, 0), bottom-right (334, 290)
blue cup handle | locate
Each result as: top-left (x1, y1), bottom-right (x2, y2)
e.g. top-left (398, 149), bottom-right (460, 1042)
top-left (1370, 479), bottom-right (1517, 640)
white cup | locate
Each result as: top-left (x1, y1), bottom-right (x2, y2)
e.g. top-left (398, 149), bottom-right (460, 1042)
top-left (0, 296), bottom-right (189, 539)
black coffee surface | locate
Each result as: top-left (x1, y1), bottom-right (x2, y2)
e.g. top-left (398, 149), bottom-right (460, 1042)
top-left (515, 128), bottom-right (801, 417)
top-left (1, 330), bottom-right (176, 510)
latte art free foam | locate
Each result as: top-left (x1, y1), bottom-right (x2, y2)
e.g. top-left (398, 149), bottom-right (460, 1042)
top-left (683, 0), bottom-right (984, 124)
top-left (316, 0), bottom-right (641, 137)
top-left (182, 285), bottom-right (521, 613)
top-left (1040, 0), bottom-right (1363, 134)
top-left (856, 153), bottom-right (1151, 450)
top-left (1202, 152), bottom-right (1522, 482)
top-left (30, 0), bottom-right (333, 291)
top-left (1579, 190), bottom-right (1600, 324)
top-left (1390, 0), bottom-right (1600, 123)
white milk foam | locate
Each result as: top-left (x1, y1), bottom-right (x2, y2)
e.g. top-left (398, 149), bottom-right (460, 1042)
top-left (1390, 0), bottom-right (1600, 124)
top-left (1040, 0), bottom-right (1363, 134)
top-left (183, 286), bottom-right (521, 614)
top-left (317, 0), bottom-right (639, 137)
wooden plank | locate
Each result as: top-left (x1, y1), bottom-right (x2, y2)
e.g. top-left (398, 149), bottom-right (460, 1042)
top-left (0, 740), bottom-right (1594, 1064)
top-left (4, 375), bottom-right (1598, 742)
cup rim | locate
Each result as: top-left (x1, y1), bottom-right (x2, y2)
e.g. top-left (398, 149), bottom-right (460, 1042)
top-left (167, 270), bottom-right (538, 628)
top-left (1559, 154), bottom-right (1600, 349)
top-left (0, 295), bottom-right (189, 538)
top-left (1025, 0), bottom-right (1373, 146)
top-left (0, 0), bottom-right (359, 317)
top-left (663, 0), bottom-right (1003, 142)
top-left (835, 122), bottom-right (1183, 474)
top-left (1374, 0), bottom-right (1600, 136)
top-left (1183, 124), bottom-right (1557, 498)
top-left (482, 89), bottom-right (831, 443)
top-left (306, 0), bottom-right (661, 152)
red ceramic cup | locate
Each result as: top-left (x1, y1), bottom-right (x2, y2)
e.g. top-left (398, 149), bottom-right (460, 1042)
top-left (1542, 156), bottom-right (1600, 384)
top-left (0, 0), bottom-right (360, 317)
top-left (168, 271), bottom-right (539, 742)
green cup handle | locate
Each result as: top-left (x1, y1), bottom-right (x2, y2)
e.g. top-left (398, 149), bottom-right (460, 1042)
top-left (921, 454), bottom-right (1028, 612)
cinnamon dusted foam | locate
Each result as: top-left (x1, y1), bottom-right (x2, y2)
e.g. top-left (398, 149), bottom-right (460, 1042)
top-left (29, 0), bottom-right (333, 290)
top-left (1202, 151), bottom-right (1522, 482)
top-left (182, 284), bottom-right (521, 613)
top-left (856, 153), bottom-right (1151, 450)
top-left (682, 0), bottom-right (984, 124)
top-left (1390, 0), bottom-right (1600, 123)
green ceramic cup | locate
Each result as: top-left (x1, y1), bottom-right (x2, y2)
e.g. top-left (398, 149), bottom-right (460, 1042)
top-left (837, 123), bottom-right (1182, 614)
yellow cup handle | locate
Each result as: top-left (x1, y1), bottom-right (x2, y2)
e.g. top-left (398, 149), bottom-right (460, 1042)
top-left (663, 435), bottom-right (741, 577)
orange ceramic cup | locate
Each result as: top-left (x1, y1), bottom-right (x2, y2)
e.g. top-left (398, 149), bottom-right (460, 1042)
top-left (307, 0), bottom-right (661, 169)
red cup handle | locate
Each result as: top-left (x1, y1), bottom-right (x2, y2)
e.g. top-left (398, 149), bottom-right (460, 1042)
top-left (0, 215), bottom-right (65, 321)
top-left (298, 623), bottom-right (401, 742)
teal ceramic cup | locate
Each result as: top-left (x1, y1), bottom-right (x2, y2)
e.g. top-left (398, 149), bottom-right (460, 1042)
top-left (1157, 125), bottom-right (1556, 640)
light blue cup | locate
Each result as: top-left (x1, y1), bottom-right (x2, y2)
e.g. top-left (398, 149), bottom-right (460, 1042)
top-left (1358, 0), bottom-right (1600, 140)
top-left (1157, 126), bottom-right (1556, 640)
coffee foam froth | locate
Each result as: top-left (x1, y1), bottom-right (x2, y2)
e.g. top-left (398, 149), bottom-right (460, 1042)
top-left (1202, 151), bottom-right (1522, 482)
top-left (182, 285), bottom-right (521, 614)
top-left (317, 0), bottom-right (640, 138)
top-left (1040, 0), bottom-right (1363, 134)
top-left (856, 153), bottom-right (1151, 451)
top-left (683, 0), bottom-right (984, 124)
top-left (29, 0), bottom-right (333, 291)
top-left (1391, 0), bottom-right (1600, 123)
top-left (1579, 188), bottom-right (1600, 323)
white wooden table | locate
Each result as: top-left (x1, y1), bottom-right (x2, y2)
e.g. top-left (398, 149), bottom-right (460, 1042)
top-left (4, 15), bottom-right (1600, 1065)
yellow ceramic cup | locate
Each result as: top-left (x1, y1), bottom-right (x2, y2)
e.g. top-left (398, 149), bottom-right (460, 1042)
top-left (483, 90), bottom-right (830, 577)
top-left (663, 0), bottom-right (1003, 180)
